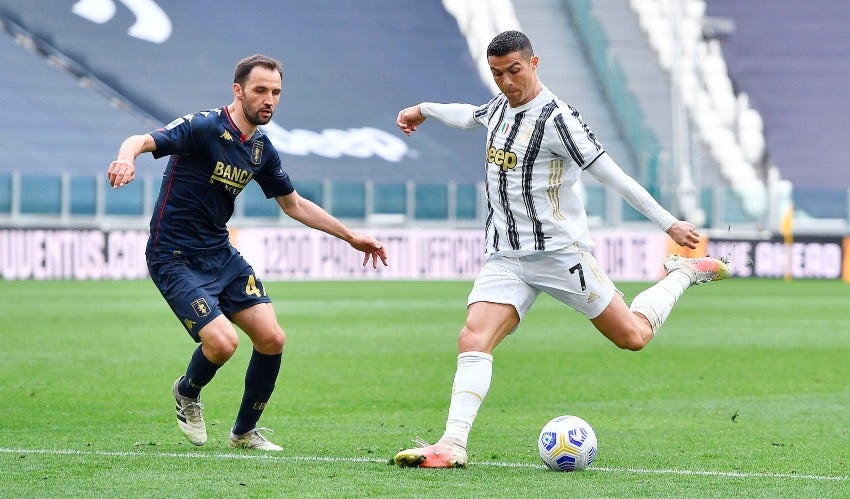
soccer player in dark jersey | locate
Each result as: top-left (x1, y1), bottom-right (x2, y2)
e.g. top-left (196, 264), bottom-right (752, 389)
top-left (107, 54), bottom-right (388, 450)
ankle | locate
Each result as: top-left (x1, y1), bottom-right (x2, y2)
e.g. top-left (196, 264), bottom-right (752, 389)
top-left (437, 436), bottom-right (466, 450)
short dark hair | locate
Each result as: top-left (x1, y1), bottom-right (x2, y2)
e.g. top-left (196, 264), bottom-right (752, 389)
top-left (234, 54), bottom-right (283, 86)
top-left (487, 30), bottom-right (534, 59)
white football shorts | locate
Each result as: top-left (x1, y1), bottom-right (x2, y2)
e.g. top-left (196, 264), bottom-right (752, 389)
top-left (467, 246), bottom-right (617, 322)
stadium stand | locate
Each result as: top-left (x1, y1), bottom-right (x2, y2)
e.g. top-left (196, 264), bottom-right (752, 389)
top-left (705, 0), bottom-right (850, 220)
top-left (0, 0), bottom-right (846, 230)
top-left (0, 0), bottom-right (495, 227)
top-left (0, 0), bottom-right (489, 183)
top-left (627, 0), bottom-right (769, 220)
top-left (0, 14), bottom-right (160, 177)
top-left (512, 0), bottom-right (635, 175)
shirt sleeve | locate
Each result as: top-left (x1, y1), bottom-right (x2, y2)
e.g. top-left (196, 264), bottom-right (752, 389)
top-left (253, 147), bottom-right (295, 198)
top-left (420, 102), bottom-right (481, 130)
top-left (586, 152), bottom-right (678, 231)
top-left (149, 113), bottom-right (207, 159)
top-left (547, 105), bottom-right (605, 170)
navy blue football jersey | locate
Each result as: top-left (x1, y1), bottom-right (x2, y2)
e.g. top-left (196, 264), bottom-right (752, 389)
top-left (147, 106), bottom-right (294, 260)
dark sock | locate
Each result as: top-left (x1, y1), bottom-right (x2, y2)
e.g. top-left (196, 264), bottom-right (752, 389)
top-left (232, 349), bottom-right (282, 435)
top-left (178, 345), bottom-right (221, 399)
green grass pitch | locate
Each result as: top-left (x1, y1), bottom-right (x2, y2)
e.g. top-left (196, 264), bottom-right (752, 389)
top-left (1, 278), bottom-right (848, 497)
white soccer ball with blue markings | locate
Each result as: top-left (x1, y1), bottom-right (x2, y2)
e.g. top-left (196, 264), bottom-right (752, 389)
top-left (538, 415), bottom-right (598, 472)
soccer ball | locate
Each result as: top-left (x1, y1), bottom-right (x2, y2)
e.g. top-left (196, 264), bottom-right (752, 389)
top-left (538, 415), bottom-right (598, 472)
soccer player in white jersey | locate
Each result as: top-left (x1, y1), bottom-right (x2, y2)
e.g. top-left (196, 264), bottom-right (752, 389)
top-left (392, 30), bottom-right (728, 468)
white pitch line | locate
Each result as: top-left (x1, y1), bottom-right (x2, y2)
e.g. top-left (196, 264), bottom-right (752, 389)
top-left (1, 448), bottom-right (846, 482)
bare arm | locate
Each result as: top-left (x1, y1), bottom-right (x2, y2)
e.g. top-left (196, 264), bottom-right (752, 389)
top-left (396, 105), bottom-right (427, 136)
top-left (276, 191), bottom-right (388, 268)
top-left (107, 134), bottom-right (156, 188)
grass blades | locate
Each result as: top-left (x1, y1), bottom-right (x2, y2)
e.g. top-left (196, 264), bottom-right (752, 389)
top-left (1, 279), bottom-right (848, 497)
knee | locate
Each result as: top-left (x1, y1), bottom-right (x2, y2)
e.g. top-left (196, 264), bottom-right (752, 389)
top-left (269, 325), bottom-right (286, 352)
top-left (203, 332), bottom-right (239, 363)
top-left (255, 324), bottom-right (286, 355)
top-left (611, 327), bottom-right (651, 351)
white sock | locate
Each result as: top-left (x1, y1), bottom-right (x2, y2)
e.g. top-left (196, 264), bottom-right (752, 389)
top-left (629, 270), bottom-right (692, 334)
top-left (440, 351), bottom-right (493, 449)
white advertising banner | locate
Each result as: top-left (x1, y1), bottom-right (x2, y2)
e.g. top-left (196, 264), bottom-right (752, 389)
top-left (0, 227), bottom-right (671, 281)
top-left (0, 229), bottom-right (149, 280)
top-left (229, 228), bottom-right (486, 280)
top-left (588, 231), bottom-right (671, 281)
top-left (230, 227), bottom-right (671, 281)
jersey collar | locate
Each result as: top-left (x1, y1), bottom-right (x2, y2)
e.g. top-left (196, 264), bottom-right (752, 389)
top-left (222, 105), bottom-right (253, 143)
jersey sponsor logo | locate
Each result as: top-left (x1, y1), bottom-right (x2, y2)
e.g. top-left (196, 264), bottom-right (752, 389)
top-left (251, 141), bottom-right (264, 165)
top-left (487, 146), bottom-right (518, 171)
top-left (211, 161), bottom-right (254, 194)
top-left (220, 130), bottom-right (233, 141)
top-left (183, 318), bottom-right (196, 331)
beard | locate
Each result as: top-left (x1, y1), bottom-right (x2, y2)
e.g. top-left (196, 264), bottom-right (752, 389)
top-left (244, 103), bottom-right (274, 126)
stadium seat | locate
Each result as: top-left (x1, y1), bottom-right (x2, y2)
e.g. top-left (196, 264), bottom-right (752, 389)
top-left (455, 183), bottom-right (478, 220)
top-left (583, 184), bottom-right (606, 220)
top-left (149, 176), bottom-right (162, 209)
top-left (700, 187), bottom-right (715, 227)
top-left (721, 189), bottom-right (750, 224)
top-left (414, 184), bottom-right (448, 220)
top-left (70, 175), bottom-right (97, 216)
top-left (294, 180), bottom-right (324, 206)
top-left (621, 200), bottom-right (645, 222)
top-left (372, 182), bottom-right (407, 215)
top-left (20, 174), bottom-right (61, 215)
top-left (0, 173), bottom-right (10, 214)
top-left (242, 182), bottom-right (280, 218)
top-left (794, 188), bottom-right (849, 219)
top-left (103, 176), bottom-right (144, 216)
top-left (330, 182), bottom-right (366, 219)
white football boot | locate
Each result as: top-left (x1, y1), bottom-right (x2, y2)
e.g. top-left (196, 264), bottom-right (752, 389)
top-left (173, 376), bottom-right (207, 446)
top-left (229, 427), bottom-right (283, 451)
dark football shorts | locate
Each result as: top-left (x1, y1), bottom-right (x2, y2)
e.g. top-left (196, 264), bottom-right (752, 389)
top-left (147, 246), bottom-right (271, 342)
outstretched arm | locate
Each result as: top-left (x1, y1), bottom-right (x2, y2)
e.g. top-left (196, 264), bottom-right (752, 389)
top-left (396, 105), bottom-right (428, 136)
top-left (587, 153), bottom-right (699, 249)
top-left (664, 220), bottom-right (701, 249)
top-left (107, 134), bottom-right (156, 188)
top-left (397, 103), bottom-right (480, 135)
top-left (276, 191), bottom-right (388, 269)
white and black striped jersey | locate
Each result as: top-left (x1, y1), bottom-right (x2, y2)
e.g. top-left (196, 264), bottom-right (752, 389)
top-left (421, 86), bottom-right (677, 255)
top-left (422, 86), bottom-right (608, 256)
